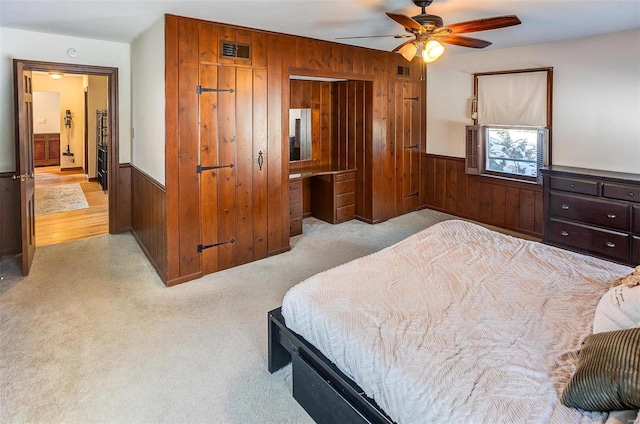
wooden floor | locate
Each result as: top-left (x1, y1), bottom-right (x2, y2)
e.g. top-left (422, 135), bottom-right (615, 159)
top-left (35, 166), bottom-right (108, 246)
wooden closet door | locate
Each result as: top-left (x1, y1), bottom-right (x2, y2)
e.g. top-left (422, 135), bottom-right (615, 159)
top-left (199, 65), bottom-right (268, 275)
top-left (391, 80), bottom-right (421, 215)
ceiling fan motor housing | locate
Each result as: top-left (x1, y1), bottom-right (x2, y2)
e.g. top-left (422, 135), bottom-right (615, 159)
top-left (413, 13), bottom-right (443, 29)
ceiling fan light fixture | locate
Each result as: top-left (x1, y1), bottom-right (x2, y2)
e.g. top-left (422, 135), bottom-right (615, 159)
top-left (422, 39), bottom-right (444, 63)
top-left (398, 42), bottom-right (418, 61)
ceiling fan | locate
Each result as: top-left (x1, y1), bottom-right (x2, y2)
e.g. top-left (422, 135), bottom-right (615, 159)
top-left (338, 0), bottom-right (521, 63)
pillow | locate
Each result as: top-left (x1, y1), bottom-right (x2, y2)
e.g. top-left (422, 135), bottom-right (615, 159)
top-left (561, 328), bottom-right (640, 412)
top-left (592, 283), bottom-right (640, 334)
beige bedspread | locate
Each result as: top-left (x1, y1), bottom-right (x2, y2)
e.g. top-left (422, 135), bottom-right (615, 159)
top-left (282, 220), bottom-right (633, 424)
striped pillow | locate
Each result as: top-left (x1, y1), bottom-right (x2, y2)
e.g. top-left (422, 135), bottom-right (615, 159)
top-left (561, 328), bottom-right (640, 411)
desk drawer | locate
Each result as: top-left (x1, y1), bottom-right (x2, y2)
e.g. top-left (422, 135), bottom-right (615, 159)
top-left (335, 205), bottom-right (355, 223)
top-left (549, 192), bottom-right (630, 231)
top-left (336, 192), bottom-right (355, 208)
top-left (335, 180), bottom-right (355, 195)
top-left (604, 182), bottom-right (640, 203)
top-left (290, 218), bottom-right (302, 237)
top-left (634, 206), bottom-right (640, 234)
top-left (289, 187), bottom-right (302, 204)
top-left (335, 171), bottom-right (355, 182)
top-left (548, 219), bottom-right (629, 262)
top-left (549, 176), bottom-right (600, 196)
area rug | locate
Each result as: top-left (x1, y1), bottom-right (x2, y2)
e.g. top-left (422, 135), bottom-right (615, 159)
top-left (35, 183), bottom-right (89, 216)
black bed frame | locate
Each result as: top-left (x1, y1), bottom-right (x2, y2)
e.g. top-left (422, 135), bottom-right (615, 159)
top-left (268, 307), bottom-right (395, 424)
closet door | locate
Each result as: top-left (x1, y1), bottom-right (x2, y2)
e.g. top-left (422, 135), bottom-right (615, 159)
top-left (199, 65), bottom-right (268, 274)
top-left (391, 80), bottom-right (422, 215)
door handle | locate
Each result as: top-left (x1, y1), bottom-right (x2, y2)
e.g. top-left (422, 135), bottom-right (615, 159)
top-left (12, 173), bottom-right (34, 182)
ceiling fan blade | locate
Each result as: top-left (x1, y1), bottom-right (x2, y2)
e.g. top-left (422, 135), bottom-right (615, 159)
top-left (442, 15), bottom-right (521, 34)
top-left (386, 12), bottom-right (425, 33)
top-left (439, 34), bottom-right (492, 49)
top-left (392, 39), bottom-right (418, 61)
top-left (335, 34), bottom-right (412, 40)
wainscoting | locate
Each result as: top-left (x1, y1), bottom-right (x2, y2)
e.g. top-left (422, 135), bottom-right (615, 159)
top-left (0, 173), bottom-right (21, 257)
top-left (131, 165), bottom-right (168, 283)
top-left (423, 154), bottom-right (543, 238)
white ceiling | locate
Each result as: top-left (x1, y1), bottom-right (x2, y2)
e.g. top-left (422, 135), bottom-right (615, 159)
top-left (2, 0), bottom-right (640, 55)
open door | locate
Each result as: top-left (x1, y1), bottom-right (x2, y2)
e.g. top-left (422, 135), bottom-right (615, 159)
top-left (13, 61), bottom-right (36, 275)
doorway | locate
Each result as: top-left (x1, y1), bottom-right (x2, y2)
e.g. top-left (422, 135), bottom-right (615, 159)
top-left (14, 60), bottom-right (119, 274)
top-left (31, 71), bottom-right (109, 245)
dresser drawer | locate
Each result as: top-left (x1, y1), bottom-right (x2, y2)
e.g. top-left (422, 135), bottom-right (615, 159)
top-left (335, 171), bottom-right (355, 182)
top-left (335, 180), bottom-right (355, 195)
top-left (290, 218), bottom-right (302, 237)
top-left (633, 236), bottom-right (640, 265)
top-left (335, 205), bottom-right (355, 223)
top-left (336, 192), bottom-right (355, 208)
top-left (548, 219), bottom-right (630, 262)
top-left (603, 182), bottom-right (640, 204)
top-left (289, 186), bottom-right (302, 204)
top-left (549, 192), bottom-right (630, 231)
top-left (290, 203), bottom-right (302, 220)
top-left (289, 180), bottom-right (302, 192)
top-left (549, 176), bottom-right (600, 196)
top-left (634, 206), bottom-right (640, 234)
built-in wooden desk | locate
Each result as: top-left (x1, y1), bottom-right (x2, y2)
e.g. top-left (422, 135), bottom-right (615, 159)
top-left (289, 166), bottom-right (357, 236)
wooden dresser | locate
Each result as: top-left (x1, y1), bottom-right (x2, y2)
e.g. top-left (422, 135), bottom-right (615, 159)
top-left (289, 178), bottom-right (303, 236)
top-left (34, 133), bottom-right (60, 167)
top-left (541, 166), bottom-right (640, 266)
top-left (311, 170), bottom-right (356, 224)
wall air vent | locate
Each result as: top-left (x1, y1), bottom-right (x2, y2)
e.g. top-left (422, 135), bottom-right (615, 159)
top-left (397, 66), bottom-right (410, 77)
top-left (221, 41), bottom-right (251, 60)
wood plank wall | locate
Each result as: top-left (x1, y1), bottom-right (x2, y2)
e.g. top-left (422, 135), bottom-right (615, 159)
top-left (0, 174), bottom-right (21, 257)
top-left (131, 165), bottom-right (168, 282)
top-left (423, 154), bottom-right (544, 238)
top-left (164, 14), bottom-right (425, 285)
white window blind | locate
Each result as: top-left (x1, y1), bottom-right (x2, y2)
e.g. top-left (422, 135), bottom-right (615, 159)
top-left (477, 71), bottom-right (548, 127)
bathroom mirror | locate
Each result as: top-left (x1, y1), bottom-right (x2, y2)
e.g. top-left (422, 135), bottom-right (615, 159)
top-left (289, 108), bottom-right (311, 162)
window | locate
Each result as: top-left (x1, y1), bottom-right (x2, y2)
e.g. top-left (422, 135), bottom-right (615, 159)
top-left (466, 68), bottom-right (553, 184)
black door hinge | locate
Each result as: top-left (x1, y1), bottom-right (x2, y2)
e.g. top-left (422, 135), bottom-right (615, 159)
top-left (198, 239), bottom-right (235, 252)
top-left (197, 163), bottom-right (235, 173)
top-left (196, 85), bottom-right (235, 94)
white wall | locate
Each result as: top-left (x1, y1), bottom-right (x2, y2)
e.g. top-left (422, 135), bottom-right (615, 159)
top-left (32, 91), bottom-right (61, 134)
top-left (427, 29), bottom-right (640, 174)
top-left (131, 17), bottom-right (165, 185)
top-left (87, 75), bottom-right (109, 178)
top-left (0, 27), bottom-right (130, 173)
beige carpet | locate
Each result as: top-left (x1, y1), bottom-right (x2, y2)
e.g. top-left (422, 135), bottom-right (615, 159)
top-left (0, 209), bottom-right (455, 423)
top-left (35, 183), bottom-right (89, 216)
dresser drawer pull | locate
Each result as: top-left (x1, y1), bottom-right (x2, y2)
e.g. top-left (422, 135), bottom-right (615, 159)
top-left (606, 242), bottom-right (616, 248)
top-left (629, 192), bottom-right (635, 197)
top-left (570, 184), bottom-right (576, 188)
top-left (607, 213), bottom-right (617, 219)
top-left (561, 231), bottom-right (569, 237)
top-left (561, 204), bottom-right (570, 210)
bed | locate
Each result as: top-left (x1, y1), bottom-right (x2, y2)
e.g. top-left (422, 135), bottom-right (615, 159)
top-left (268, 220), bottom-right (639, 424)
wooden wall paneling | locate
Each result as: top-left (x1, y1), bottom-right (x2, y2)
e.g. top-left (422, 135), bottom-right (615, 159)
top-left (408, 82), bottom-right (421, 213)
top-left (199, 22), bottom-right (219, 64)
top-left (390, 80), bottom-right (401, 217)
top-left (336, 82), bottom-right (347, 169)
top-left (307, 39), bottom-right (323, 71)
top-left (320, 82), bottom-right (333, 166)
top-left (310, 82), bottom-right (322, 167)
top-left (216, 66), bottom-right (239, 270)
top-left (433, 157), bottom-right (447, 209)
top-left (534, 191), bottom-right (544, 234)
top-left (280, 37), bottom-right (296, 251)
top-left (371, 52), bottom-right (390, 223)
top-left (346, 81), bottom-right (357, 170)
top-left (267, 34), bottom-right (288, 256)
top-left (351, 48), bottom-right (365, 76)
top-left (423, 154), bottom-right (435, 207)
top-left (117, 163), bottom-right (132, 232)
top-left (251, 31), bottom-right (268, 69)
top-left (0, 175), bottom-right (21, 256)
top-left (176, 18), bottom-right (202, 279)
top-left (505, 186), bottom-right (521, 229)
top-left (331, 43), bottom-right (343, 73)
top-left (491, 184), bottom-right (506, 226)
top-left (235, 67), bottom-right (256, 266)
top-left (131, 166), bottom-right (167, 282)
top-left (478, 181), bottom-right (493, 224)
top-left (253, 68), bottom-right (269, 259)
top-left (199, 64), bottom-right (220, 275)
top-left (164, 15), bottom-right (181, 283)
top-left (294, 38), bottom-right (310, 70)
top-left (218, 25), bottom-right (237, 65)
top-left (454, 159), bottom-right (467, 215)
top-left (445, 158), bottom-right (457, 213)
top-left (519, 189), bottom-right (536, 232)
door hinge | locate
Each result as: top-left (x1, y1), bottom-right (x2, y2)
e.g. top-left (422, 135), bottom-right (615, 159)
top-left (197, 163), bottom-right (235, 173)
top-left (404, 96), bottom-right (419, 101)
top-left (403, 192), bottom-right (419, 198)
top-left (198, 239), bottom-right (235, 252)
top-left (404, 145), bottom-right (419, 149)
top-left (196, 85), bottom-right (235, 95)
